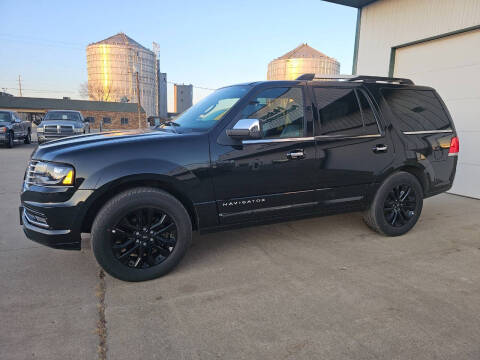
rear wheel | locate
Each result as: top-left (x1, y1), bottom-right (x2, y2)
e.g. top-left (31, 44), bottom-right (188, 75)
top-left (364, 172), bottom-right (423, 236)
top-left (91, 187), bottom-right (192, 282)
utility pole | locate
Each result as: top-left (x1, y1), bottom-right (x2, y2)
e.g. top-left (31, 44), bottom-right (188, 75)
top-left (18, 75), bottom-right (23, 97)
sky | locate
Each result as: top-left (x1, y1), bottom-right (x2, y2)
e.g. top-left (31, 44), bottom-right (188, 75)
top-left (0, 0), bottom-right (357, 112)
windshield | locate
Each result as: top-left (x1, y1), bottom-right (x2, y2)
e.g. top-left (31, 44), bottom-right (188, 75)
top-left (160, 85), bottom-right (249, 132)
top-left (44, 111), bottom-right (80, 121)
top-left (0, 112), bottom-right (12, 122)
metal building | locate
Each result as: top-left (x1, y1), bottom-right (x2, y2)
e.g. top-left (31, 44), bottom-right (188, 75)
top-left (86, 33), bottom-right (157, 117)
top-left (267, 43), bottom-right (340, 80)
top-left (326, 0), bottom-right (480, 199)
top-left (174, 84), bottom-right (193, 114)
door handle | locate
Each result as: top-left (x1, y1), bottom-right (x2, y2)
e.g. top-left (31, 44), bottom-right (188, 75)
top-left (373, 144), bottom-right (388, 153)
top-left (287, 149), bottom-right (305, 159)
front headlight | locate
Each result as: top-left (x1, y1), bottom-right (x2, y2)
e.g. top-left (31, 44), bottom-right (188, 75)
top-left (0, 127), bottom-right (6, 133)
top-left (36, 127), bottom-right (44, 133)
top-left (74, 127), bottom-right (83, 133)
top-left (26, 161), bottom-right (75, 186)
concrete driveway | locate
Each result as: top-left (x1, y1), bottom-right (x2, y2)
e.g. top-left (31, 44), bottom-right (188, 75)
top-left (1, 144), bottom-right (480, 360)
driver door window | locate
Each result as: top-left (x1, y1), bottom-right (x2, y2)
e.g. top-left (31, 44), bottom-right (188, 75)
top-left (241, 87), bottom-right (305, 139)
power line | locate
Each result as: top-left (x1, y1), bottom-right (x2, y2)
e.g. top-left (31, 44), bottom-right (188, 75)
top-left (2, 87), bottom-right (78, 94)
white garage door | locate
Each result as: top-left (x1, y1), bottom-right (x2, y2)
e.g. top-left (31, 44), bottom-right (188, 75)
top-left (394, 28), bottom-right (480, 199)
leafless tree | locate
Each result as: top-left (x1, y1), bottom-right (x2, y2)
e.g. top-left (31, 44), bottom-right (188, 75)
top-left (78, 82), bottom-right (125, 102)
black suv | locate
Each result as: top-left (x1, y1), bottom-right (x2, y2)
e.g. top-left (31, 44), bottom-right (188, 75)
top-left (20, 75), bottom-right (458, 281)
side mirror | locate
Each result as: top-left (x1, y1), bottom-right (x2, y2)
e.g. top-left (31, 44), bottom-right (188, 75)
top-left (226, 119), bottom-right (262, 140)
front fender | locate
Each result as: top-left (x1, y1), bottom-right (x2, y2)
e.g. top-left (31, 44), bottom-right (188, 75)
top-left (87, 158), bottom-right (200, 192)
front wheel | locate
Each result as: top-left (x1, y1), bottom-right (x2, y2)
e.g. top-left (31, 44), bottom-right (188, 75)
top-left (363, 172), bottom-right (423, 236)
top-left (91, 187), bottom-right (192, 282)
top-left (24, 130), bottom-right (31, 144)
top-left (5, 132), bottom-right (14, 148)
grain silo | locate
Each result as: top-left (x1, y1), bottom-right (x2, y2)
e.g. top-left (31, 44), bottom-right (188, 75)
top-left (267, 43), bottom-right (340, 80)
top-left (86, 33), bottom-right (157, 117)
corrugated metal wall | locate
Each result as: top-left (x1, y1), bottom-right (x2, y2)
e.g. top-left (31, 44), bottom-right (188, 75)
top-left (356, 0), bottom-right (480, 75)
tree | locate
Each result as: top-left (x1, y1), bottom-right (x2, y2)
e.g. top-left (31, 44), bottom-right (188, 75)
top-left (78, 82), bottom-right (125, 102)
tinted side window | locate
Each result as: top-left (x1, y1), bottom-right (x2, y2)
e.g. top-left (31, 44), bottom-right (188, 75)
top-left (381, 89), bottom-right (450, 131)
top-left (314, 88), bottom-right (363, 136)
top-left (357, 90), bottom-right (379, 134)
top-left (241, 87), bottom-right (304, 139)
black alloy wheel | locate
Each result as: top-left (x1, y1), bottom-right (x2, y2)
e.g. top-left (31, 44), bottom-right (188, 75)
top-left (91, 187), bottom-right (192, 282)
top-left (110, 207), bottom-right (177, 269)
top-left (383, 184), bottom-right (417, 227)
top-left (363, 171), bottom-right (423, 236)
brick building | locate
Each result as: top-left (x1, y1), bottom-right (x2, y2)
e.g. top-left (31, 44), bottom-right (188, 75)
top-left (0, 96), bottom-right (147, 130)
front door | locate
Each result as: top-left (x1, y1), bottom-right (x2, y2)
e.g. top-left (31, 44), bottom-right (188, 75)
top-left (210, 85), bottom-right (317, 224)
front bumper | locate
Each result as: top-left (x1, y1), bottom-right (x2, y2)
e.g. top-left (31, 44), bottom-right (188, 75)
top-left (38, 132), bottom-right (82, 142)
top-left (0, 133), bottom-right (6, 143)
top-left (21, 207), bottom-right (81, 250)
top-left (20, 188), bottom-right (94, 250)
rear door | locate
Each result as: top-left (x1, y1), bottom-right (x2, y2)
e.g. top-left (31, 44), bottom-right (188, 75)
top-left (312, 85), bottom-right (395, 206)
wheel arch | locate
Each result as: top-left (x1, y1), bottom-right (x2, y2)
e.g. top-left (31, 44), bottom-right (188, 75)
top-left (380, 164), bottom-right (430, 197)
top-left (81, 176), bottom-right (198, 233)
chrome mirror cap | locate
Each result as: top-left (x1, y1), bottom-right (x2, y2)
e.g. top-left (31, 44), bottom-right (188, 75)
top-left (226, 119), bottom-right (262, 139)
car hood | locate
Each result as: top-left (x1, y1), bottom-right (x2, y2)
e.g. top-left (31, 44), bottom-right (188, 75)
top-left (39, 120), bottom-right (83, 128)
top-left (0, 121), bottom-right (12, 127)
top-left (34, 129), bottom-right (179, 158)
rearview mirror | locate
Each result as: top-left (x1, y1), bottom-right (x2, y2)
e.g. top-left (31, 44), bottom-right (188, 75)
top-left (226, 119), bottom-right (262, 140)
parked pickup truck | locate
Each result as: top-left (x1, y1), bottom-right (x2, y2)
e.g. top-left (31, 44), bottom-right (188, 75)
top-left (0, 110), bottom-right (31, 148)
top-left (20, 75), bottom-right (458, 282)
top-left (36, 110), bottom-right (90, 143)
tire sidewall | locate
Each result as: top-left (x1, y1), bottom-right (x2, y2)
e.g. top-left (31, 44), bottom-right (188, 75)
top-left (374, 172), bottom-right (423, 236)
top-left (24, 130), bottom-right (31, 144)
top-left (92, 189), bottom-right (192, 282)
top-left (7, 132), bottom-right (14, 148)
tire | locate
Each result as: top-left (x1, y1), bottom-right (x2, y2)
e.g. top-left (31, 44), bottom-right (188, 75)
top-left (91, 187), bottom-right (192, 282)
top-left (5, 132), bottom-right (14, 148)
top-left (363, 171), bottom-right (423, 236)
top-left (24, 129), bottom-right (31, 144)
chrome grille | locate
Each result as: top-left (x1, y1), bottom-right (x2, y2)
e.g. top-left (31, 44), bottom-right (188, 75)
top-left (44, 125), bottom-right (58, 134)
top-left (60, 125), bottom-right (74, 134)
top-left (25, 160), bottom-right (39, 186)
top-left (43, 124), bottom-right (75, 136)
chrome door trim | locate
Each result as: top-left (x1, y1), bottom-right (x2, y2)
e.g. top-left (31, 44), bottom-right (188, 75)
top-left (243, 137), bottom-right (315, 144)
top-left (219, 201), bottom-right (318, 218)
top-left (315, 134), bottom-right (382, 140)
top-left (402, 130), bottom-right (453, 135)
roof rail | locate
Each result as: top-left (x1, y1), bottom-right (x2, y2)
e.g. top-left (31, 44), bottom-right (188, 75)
top-left (296, 73), bottom-right (414, 85)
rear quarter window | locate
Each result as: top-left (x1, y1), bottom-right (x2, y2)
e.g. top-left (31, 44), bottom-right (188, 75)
top-left (381, 89), bottom-right (451, 131)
